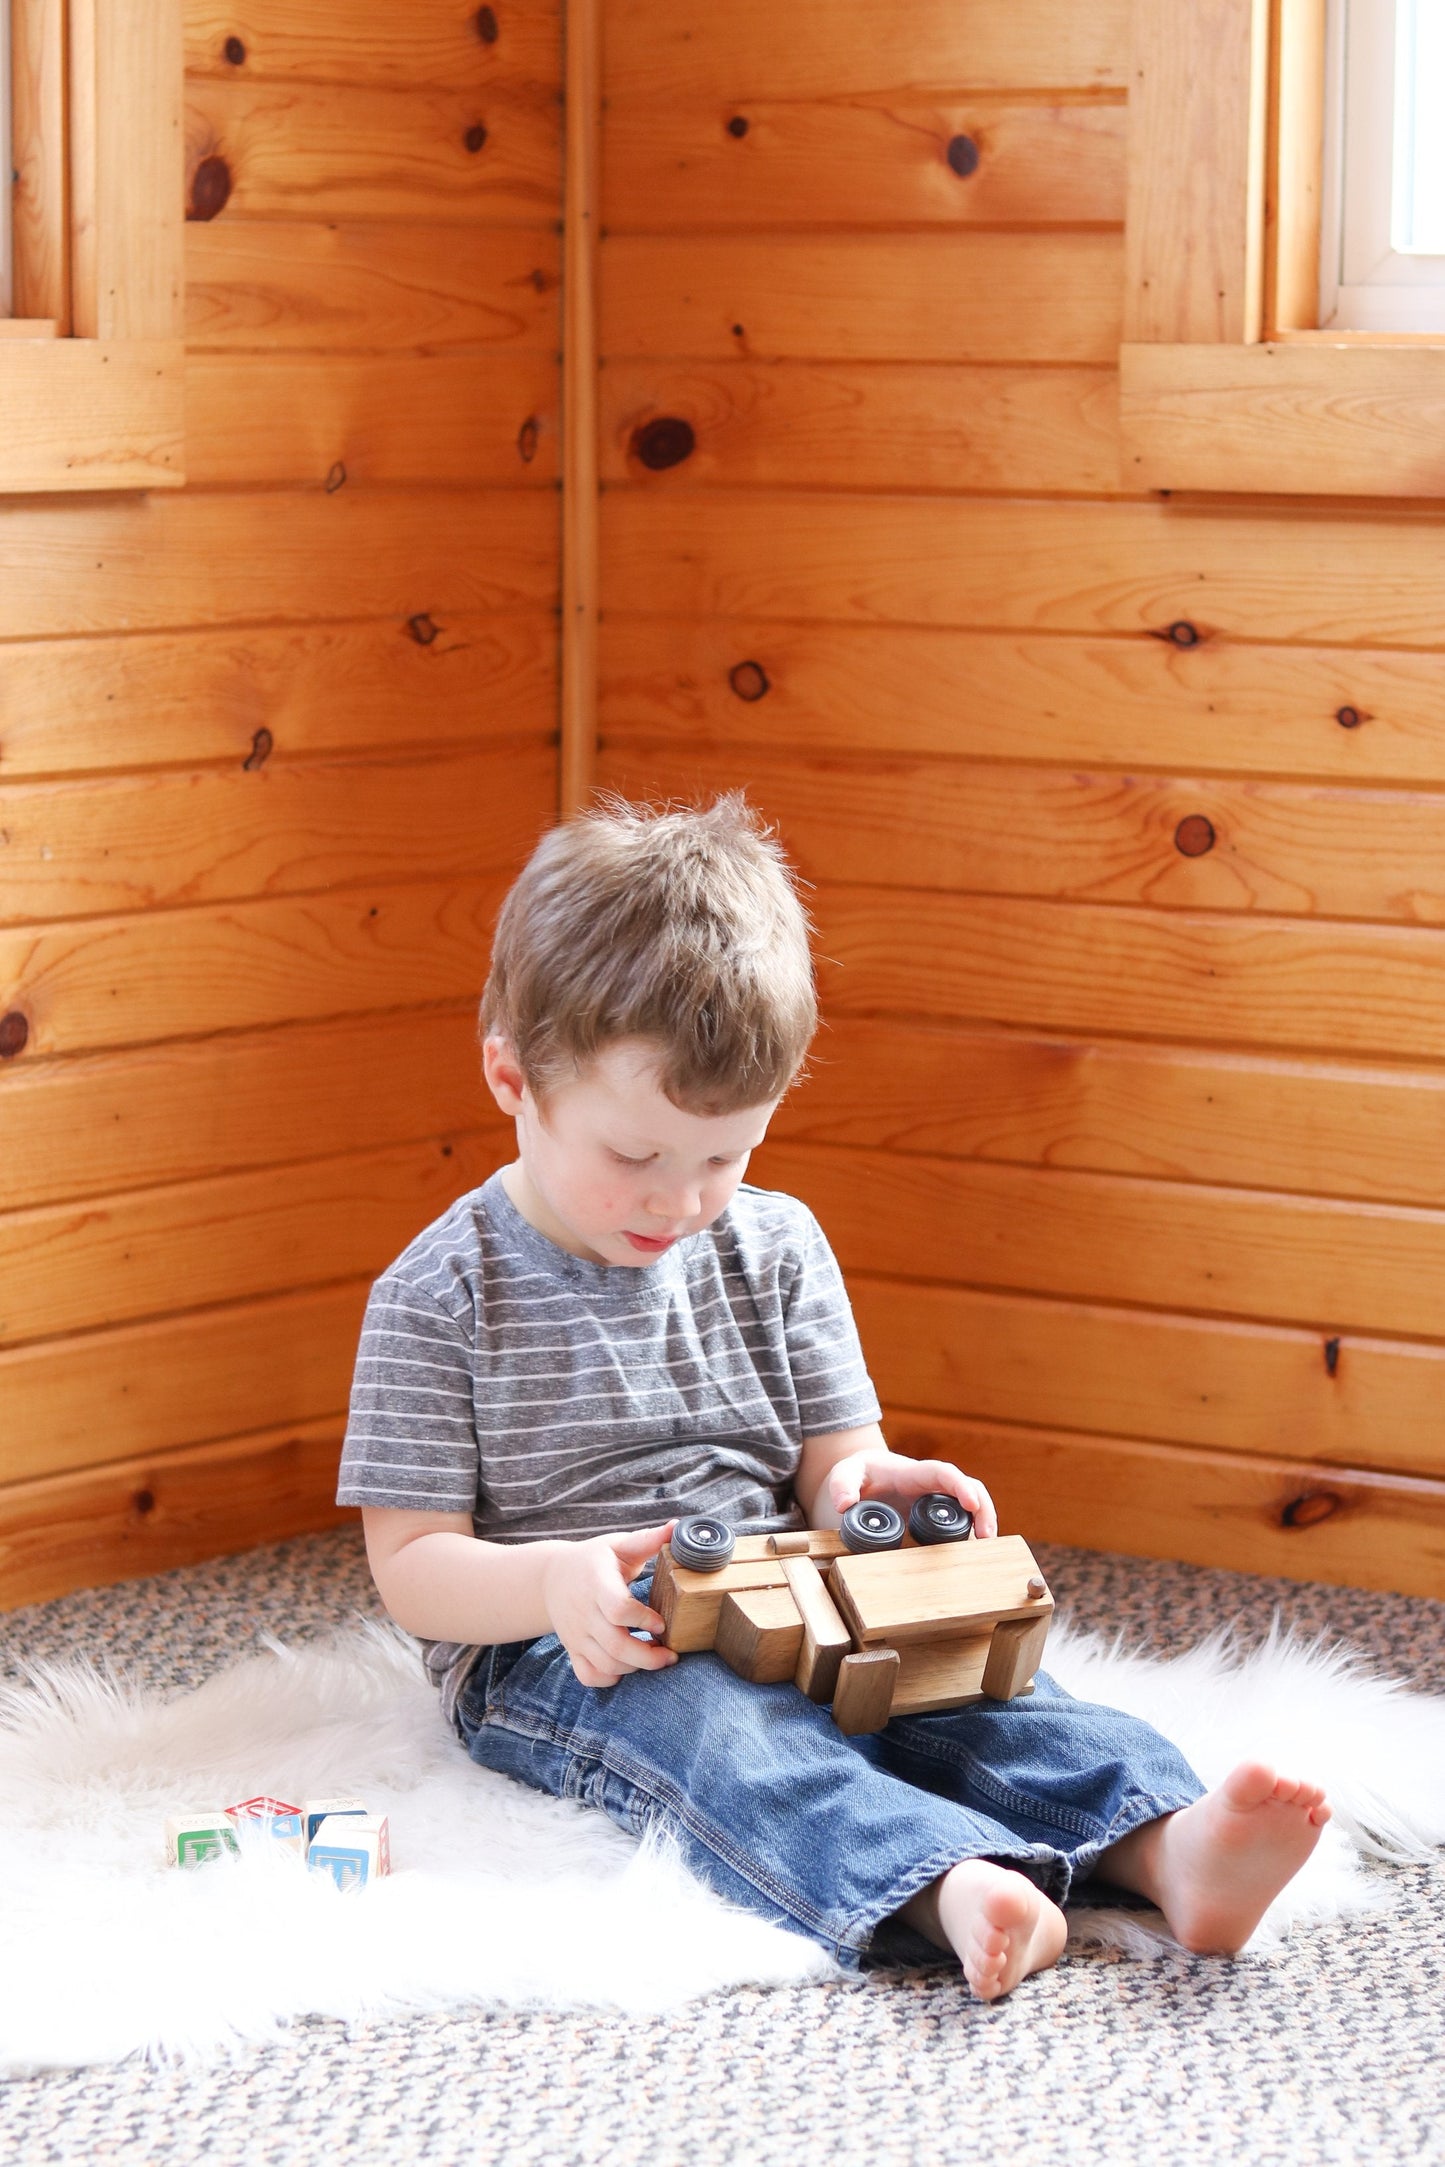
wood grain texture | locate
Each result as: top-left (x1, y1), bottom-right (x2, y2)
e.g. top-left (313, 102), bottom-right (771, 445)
top-left (1120, 342), bottom-right (1445, 499)
top-left (886, 1409), bottom-right (1445, 1599)
top-left (599, 491), bottom-right (1445, 646)
top-left (755, 1137), bottom-right (1445, 1339)
top-left (1124, 0), bottom-right (1268, 343)
top-left (0, 742), bottom-right (553, 924)
top-left (0, 874), bottom-right (510, 1060)
top-left (603, 98), bottom-right (1125, 230)
top-left (598, 619), bottom-right (1445, 787)
top-left (600, 361), bottom-right (1123, 496)
top-left (185, 220), bottom-right (560, 350)
top-left (815, 884), bottom-right (1445, 1064)
top-left (98, 0), bottom-right (186, 342)
top-left (600, 235), bottom-right (1122, 364)
top-left (0, 1010), bottom-right (496, 1214)
top-left (0, 341), bottom-right (184, 493)
top-left (187, 352), bottom-right (558, 485)
top-left (184, 79), bottom-right (560, 224)
top-left (0, 615), bottom-right (556, 779)
top-left (603, 0), bottom-right (1129, 98)
top-left (10, 0), bottom-right (69, 323)
top-left (778, 1017), bottom-right (1445, 1212)
top-left (0, 1283), bottom-right (364, 1482)
top-left (185, 1), bottom-right (561, 90)
top-left (0, 490), bottom-right (556, 639)
top-left (598, 743), bottom-right (1445, 926)
top-left (852, 1274), bottom-right (1445, 1477)
top-left (0, 1422), bottom-right (352, 1612)
top-left (0, 1132), bottom-right (503, 1349)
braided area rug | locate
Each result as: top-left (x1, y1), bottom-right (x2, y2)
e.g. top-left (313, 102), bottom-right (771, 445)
top-left (2, 1607), bottom-right (1442, 2075)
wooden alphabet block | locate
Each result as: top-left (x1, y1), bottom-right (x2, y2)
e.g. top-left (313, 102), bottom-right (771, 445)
top-left (781, 1555), bottom-right (853, 1703)
top-left (831, 1649), bottom-right (901, 1736)
top-left (308, 1812), bottom-right (391, 1891)
top-left (716, 1585), bottom-right (806, 1684)
top-left (164, 1808), bottom-right (239, 1868)
top-left (226, 1793), bottom-right (306, 1856)
top-left (302, 1796), bottom-right (370, 1847)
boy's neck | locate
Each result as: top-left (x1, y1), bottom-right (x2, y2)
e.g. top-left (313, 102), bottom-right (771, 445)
top-left (497, 1160), bottom-right (608, 1265)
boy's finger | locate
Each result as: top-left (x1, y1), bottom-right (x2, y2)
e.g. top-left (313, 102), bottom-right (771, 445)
top-left (607, 1520), bottom-right (676, 1571)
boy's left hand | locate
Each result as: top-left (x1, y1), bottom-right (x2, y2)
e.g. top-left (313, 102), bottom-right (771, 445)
top-left (824, 1449), bottom-right (998, 1541)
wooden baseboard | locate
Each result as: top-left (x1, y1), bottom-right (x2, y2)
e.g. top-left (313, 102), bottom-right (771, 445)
top-left (0, 1419), bottom-right (353, 1613)
top-left (885, 1407), bottom-right (1445, 1600)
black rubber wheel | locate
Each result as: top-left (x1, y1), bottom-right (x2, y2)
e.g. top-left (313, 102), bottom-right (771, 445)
top-left (840, 1500), bottom-right (906, 1554)
top-left (907, 1493), bottom-right (974, 1545)
top-left (670, 1515), bottom-right (736, 1571)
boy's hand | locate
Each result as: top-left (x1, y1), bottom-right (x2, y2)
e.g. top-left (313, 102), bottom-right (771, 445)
top-left (540, 1522), bottom-right (680, 1689)
top-left (825, 1451), bottom-right (999, 1541)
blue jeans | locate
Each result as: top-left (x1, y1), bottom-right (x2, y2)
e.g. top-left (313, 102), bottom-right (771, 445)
top-left (455, 1592), bottom-right (1205, 1969)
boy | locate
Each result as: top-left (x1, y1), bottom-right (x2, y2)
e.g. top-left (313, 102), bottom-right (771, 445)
top-left (338, 796), bottom-right (1330, 2001)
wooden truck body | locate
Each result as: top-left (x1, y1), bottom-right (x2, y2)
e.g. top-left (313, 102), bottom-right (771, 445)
top-left (651, 1528), bottom-right (1053, 1735)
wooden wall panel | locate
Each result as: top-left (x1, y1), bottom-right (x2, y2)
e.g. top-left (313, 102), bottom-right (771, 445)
top-left (600, 1), bottom-right (1445, 1596)
top-left (0, 0), bottom-right (562, 1607)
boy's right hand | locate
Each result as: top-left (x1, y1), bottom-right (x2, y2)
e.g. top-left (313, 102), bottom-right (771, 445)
top-left (540, 1523), bottom-right (679, 1689)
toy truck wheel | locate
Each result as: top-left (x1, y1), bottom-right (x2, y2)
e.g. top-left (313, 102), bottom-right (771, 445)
top-left (670, 1516), bottom-right (737, 1571)
top-left (907, 1493), bottom-right (974, 1545)
top-left (840, 1500), bottom-right (905, 1553)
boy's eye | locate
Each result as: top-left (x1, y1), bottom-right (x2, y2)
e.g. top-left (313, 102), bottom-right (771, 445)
top-left (609, 1151), bottom-right (654, 1168)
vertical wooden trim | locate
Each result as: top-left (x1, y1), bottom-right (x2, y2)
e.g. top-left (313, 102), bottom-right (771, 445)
top-left (67, 0), bottom-right (97, 337)
top-left (93, 0), bottom-right (184, 341)
top-left (1125, 0), bottom-right (1271, 344)
top-left (10, 0), bottom-right (70, 328)
top-left (561, 0), bottom-right (600, 820)
top-left (1267, 0), bottom-right (1327, 332)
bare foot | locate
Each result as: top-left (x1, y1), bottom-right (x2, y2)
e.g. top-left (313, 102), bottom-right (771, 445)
top-left (931, 1860), bottom-right (1069, 2001)
top-left (1102, 1761), bottom-right (1331, 1954)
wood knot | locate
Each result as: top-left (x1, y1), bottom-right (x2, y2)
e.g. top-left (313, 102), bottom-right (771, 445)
top-left (406, 613), bottom-right (440, 646)
top-left (727, 115), bottom-right (750, 138)
top-left (1174, 814), bottom-right (1215, 857)
top-left (0, 1011), bottom-right (29, 1059)
top-left (464, 123), bottom-right (488, 154)
top-left (133, 1488), bottom-right (156, 1516)
top-left (187, 155), bottom-right (233, 223)
top-left (324, 460), bottom-right (347, 493)
top-left (1335, 705), bottom-right (1366, 729)
top-left (632, 416), bottom-right (696, 471)
top-left (1324, 1336), bottom-right (1341, 1377)
top-left (242, 727), bottom-right (273, 771)
top-left (1153, 619), bottom-right (1202, 648)
top-left (516, 415), bottom-right (540, 463)
top-left (730, 322), bottom-right (745, 338)
top-left (223, 34), bottom-right (246, 64)
top-left (947, 133), bottom-right (981, 177)
top-left (1281, 1491), bottom-right (1341, 1530)
top-left (728, 660), bottom-right (770, 702)
top-left (475, 4), bottom-right (499, 41)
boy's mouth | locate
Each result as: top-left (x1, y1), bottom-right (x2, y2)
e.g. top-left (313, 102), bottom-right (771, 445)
top-left (622, 1231), bottom-right (676, 1253)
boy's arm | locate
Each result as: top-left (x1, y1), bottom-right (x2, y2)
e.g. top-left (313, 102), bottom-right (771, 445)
top-left (794, 1423), bottom-right (999, 1540)
top-left (361, 1506), bottom-right (678, 1687)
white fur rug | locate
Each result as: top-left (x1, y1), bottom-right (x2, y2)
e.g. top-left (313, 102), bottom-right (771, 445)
top-left (2, 1616), bottom-right (1443, 2075)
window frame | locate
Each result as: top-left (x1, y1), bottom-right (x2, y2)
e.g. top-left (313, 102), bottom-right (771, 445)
top-left (1117, 0), bottom-right (1445, 498)
top-left (1, 0), bottom-right (184, 495)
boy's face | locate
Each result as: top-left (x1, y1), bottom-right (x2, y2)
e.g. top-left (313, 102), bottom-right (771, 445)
top-left (482, 1036), bottom-right (780, 1268)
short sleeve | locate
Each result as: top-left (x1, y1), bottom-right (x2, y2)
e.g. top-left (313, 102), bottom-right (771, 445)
top-left (336, 1275), bottom-right (481, 1513)
top-left (783, 1212), bottom-right (883, 1439)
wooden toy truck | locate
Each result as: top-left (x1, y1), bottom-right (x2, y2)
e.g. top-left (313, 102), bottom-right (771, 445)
top-left (651, 1500), bottom-right (1053, 1736)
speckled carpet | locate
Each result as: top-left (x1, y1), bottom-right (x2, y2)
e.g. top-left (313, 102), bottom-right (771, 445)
top-left (2, 1528), bottom-right (1442, 2167)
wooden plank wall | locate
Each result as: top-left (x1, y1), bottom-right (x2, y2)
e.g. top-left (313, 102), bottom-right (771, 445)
top-left (594, 0), bottom-right (1445, 1596)
top-left (0, 1), bottom-right (561, 1606)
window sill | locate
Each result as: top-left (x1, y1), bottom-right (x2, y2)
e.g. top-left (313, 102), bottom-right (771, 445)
top-left (1118, 338), bottom-right (1445, 496)
top-left (0, 338), bottom-right (184, 493)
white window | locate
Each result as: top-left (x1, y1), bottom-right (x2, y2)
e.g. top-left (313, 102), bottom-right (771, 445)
top-left (1322, 0), bottom-right (1445, 329)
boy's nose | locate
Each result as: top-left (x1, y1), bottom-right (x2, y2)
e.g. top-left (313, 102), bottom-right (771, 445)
top-left (645, 1181), bottom-right (700, 1223)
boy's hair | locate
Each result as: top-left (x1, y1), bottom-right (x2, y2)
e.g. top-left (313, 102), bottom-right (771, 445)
top-left (480, 793), bottom-right (816, 1112)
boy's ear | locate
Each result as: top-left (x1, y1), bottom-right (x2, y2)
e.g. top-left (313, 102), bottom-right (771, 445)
top-left (482, 1035), bottom-right (528, 1118)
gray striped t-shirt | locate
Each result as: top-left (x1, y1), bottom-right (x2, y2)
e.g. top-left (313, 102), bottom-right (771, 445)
top-left (336, 1170), bottom-right (881, 1721)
